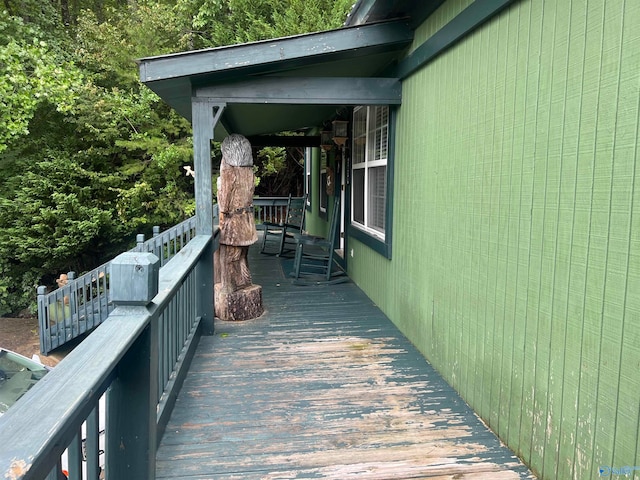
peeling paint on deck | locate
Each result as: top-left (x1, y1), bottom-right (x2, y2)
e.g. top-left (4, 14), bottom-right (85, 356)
top-left (155, 246), bottom-right (534, 479)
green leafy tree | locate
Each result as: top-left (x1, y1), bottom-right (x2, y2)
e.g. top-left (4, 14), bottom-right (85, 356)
top-left (175, 0), bottom-right (352, 48)
top-left (0, 154), bottom-right (122, 313)
top-left (0, 0), bottom-right (352, 315)
top-left (0, 13), bottom-right (83, 153)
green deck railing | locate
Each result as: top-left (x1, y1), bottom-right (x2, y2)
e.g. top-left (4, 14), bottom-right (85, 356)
top-left (37, 216), bottom-right (200, 355)
top-left (36, 197), bottom-right (291, 355)
top-left (0, 230), bottom-right (218, 480)
top-left (253, 196), bottom-right (291, 226)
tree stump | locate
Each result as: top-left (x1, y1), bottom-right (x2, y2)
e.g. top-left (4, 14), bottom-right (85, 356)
top-left (214, 284), bottom-right (263, 321)
top-left (215, 134), bottom-right (263, 321)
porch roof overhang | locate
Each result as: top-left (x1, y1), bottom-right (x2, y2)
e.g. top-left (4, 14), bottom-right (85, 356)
top-left (137, 20), bottom-right (413, 141)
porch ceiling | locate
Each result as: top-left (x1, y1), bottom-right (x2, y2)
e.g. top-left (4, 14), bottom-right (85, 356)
top-left (138, 20), bottom-right (413, 141)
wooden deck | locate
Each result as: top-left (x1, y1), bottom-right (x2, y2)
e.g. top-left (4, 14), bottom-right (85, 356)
top-left (156, 244), bottom-right (534, 479)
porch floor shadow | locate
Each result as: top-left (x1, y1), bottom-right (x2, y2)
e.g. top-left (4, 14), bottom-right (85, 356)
top-left (156, 241), bottom-right (535, 479)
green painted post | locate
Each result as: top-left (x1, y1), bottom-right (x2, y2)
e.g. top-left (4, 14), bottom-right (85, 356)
top-left (192, 100), bottom-right (225, 335)
top-left (107, 252), bottom-right (159, 479)
top-left (37, 285), bottom-right (48, 354)
top-left (67, 271), bottom-right (76, 332)
top-left (136, 233), bottom-right (145, 252)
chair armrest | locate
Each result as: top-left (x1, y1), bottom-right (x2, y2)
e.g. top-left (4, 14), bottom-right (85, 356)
top-left (283, 222), bottom-right (303, 229)
top-left (294, 233), bottom-right (330, 247)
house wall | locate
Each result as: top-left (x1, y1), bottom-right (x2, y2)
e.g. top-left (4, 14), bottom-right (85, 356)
top-left (305, 147), bottom-right (334, 238)
top-left (347, 0), bottom-right (640, 479)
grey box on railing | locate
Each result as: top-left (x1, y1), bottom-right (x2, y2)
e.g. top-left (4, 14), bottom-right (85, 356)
top-left (110, 252), bottom-right (160, 305)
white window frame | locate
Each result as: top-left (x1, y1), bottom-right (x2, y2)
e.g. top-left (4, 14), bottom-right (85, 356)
top-left (319, 149), bottom-right (328, 214)
top-left (351, 105), bottom-right (388, 240)
top-left (304, 147), bottom-right (311, 208)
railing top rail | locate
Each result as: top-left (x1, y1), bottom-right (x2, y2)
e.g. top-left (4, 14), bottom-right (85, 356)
top-left (254, 196), bottom-right (302, 205)
top-left (0, 311), bottom-right (145, 478)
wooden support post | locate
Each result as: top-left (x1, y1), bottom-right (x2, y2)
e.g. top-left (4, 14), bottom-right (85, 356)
top-left (192, 100), bottom-right (225, 334)
top-left (106, 252), bottom-right (159, 480)
top-left (37, 285), bottom-right (48, 354)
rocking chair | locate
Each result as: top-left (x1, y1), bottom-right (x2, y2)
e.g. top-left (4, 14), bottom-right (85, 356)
top-left (260, 194), bottom-right (306, 256)
top-left (290, 196), bottom-right (347, 284)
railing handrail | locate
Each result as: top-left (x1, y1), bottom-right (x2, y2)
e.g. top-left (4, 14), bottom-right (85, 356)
top-left (253, 196), bottom-right (294, 204)
top-left (1, 232), bottom-right (215, 479)
top-left (37, 215), bottom-right (199, 354)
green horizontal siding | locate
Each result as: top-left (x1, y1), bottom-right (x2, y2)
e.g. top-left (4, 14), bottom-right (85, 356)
top-left (347, 0), bottom-right (640, 479)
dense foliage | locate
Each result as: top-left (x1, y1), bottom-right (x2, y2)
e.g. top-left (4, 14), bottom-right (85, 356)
top-left (0, 0), bottom-right (351, 315)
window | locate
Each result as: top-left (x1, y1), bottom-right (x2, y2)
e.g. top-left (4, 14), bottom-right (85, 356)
top-left (319, 149), bottom-right (328, 216)
top-left (351, 106), bottom-right (389, 239)
top-left (304, 147), bottom-right (311, 209)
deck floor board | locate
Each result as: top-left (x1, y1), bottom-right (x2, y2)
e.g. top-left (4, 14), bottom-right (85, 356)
top-left (156, 244), bottom-right (534, 479)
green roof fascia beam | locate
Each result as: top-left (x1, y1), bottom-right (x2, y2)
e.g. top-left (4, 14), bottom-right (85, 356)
top-left (194, 77), bottom-right (401, 105)
top-left (390, 0), bottom-right (519, 80)
top-left (138, 20), bottom-right (413, 83)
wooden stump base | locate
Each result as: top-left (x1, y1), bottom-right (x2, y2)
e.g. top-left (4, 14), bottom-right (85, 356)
top-left (215, 284), bottom-right (264, 321)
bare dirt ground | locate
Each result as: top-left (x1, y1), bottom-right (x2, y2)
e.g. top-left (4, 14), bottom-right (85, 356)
top-left (0, 316), bottom-right (65, 367)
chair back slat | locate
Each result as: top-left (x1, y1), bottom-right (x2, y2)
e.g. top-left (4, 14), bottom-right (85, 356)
top-left (327, 196), bottom-right (340, 249)
top-left (285, 196), bottom-right (306, 232)
top-left (260, 195), bottom-right (307, 256)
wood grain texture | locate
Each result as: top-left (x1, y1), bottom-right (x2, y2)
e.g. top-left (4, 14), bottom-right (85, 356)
top-left (155, 243), bottom-right (533, 479)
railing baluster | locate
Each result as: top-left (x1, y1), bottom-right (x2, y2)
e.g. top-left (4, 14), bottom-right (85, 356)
top-left (37, 286), bottom-right (49, 355)
top-left (68, 272), bottom-right (77, 340)
top-left (170, 297), bottom-right (177, 368)
top-left (66, 430), bottom-right (82, 480)
top-left (136, 233), bottom-right (145, 252)
top-left (162, 309), bottom-right (169, 392)
top-left (37, 204), bottom-right (248, 353)
top-left (46, 462), bottom-right (63, 480)
top-left (84, 273), bottom-right (92, 331)
top-left (85, 406), bottom-right (101, 480)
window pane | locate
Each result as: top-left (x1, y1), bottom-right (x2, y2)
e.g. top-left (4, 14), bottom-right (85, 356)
top-left (368, 166), bottom-right (386, 232)
top-left (351, 105), bottom-right (389, 237)
top-left (352, 107), bottom-right (367, 165)
top-left (352, 169), bottom-right (365, 224)
top-left (320, 171), bottom-right (327, 212)
top-left (305, 148), bottom-right (311, 204)
top-left (367, 106), bottom-right (389, 162)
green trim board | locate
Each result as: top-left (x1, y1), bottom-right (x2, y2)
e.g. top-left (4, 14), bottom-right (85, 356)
top-left (346, 0), bottom-right (447, 29)
top-left (388, 0), bottom-right (520, 80)
top-left (248, 136), bottom-right (320, 148)
top-left (195, 77), bottom-right (402, 105)
top-left (139, 21), bottom-right (412, 82)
